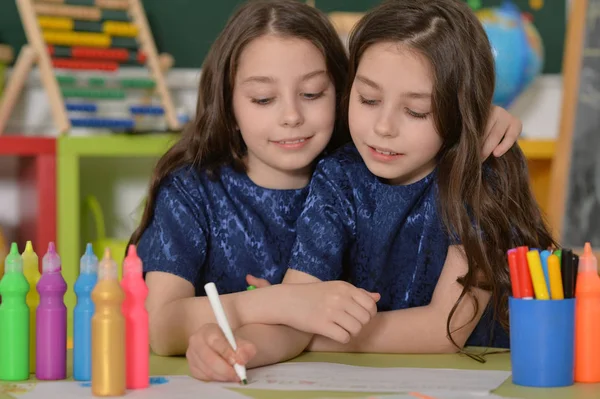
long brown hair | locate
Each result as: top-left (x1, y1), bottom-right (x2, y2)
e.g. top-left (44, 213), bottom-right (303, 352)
top-left (345, 0), bottom-right (555, 349)
top-left (130, 0), bottom-right (349, 245)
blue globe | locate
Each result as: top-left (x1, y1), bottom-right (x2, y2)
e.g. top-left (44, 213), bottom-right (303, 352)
top-left (476, 1), bottom-right (544, 108)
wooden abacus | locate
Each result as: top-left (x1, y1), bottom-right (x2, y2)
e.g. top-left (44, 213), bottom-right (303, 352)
top-left (0, 44), bottom-right (14, 96)
top-left (0, 0), bottom-right (181, 135)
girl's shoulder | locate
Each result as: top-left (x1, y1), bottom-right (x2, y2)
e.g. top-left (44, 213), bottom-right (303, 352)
top-left (316, 143), bottom-right (369, 180)
top-left (162, 164), bottom-right (237, 195)
top-left (157, 164), bottom-right (231, 208)
top-left (160, 165), bottom-right (205, 198)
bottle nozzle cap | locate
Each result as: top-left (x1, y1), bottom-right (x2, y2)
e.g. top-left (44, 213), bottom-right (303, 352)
top-left (24, 241), bottom-right (33, 253)
top-left (98, 247), bottom-right (118, 280)
top-left (42, 242), bottom-right (61, 273)
top-left (579, 242), bottom-right (598, 273)
top-left (123, 244), bottom-right (143, 277)
top-left (80, 243), bottom-right (98, 274)
top-left (128, 245), bottom-right (137, 258)
top-left (5, 242), bottom-right (23, 273)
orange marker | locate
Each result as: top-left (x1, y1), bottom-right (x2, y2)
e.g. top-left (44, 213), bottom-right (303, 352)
top-left (547, 254), bottom-right (564, 300)
top-left (574, 242), bottom-right (600, 383)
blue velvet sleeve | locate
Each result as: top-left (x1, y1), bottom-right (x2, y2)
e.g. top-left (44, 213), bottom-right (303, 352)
top-left (288, 159), bottom-right (356, 281)
top-left (137, 176), bottom-right (208, 287)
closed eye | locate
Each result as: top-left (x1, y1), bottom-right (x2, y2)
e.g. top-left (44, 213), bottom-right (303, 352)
top-left (302, 91), bottom-right (325, 100)
top-left (251, 98), bottom-right (274, 105)
top-left (406, 108), bottom-right (429, 119)
top-left (359, 95), bottom-right (379, 106)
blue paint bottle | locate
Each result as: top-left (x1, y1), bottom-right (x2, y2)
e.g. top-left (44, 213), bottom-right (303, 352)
top-left (73, 243), bottom-right (98, 381)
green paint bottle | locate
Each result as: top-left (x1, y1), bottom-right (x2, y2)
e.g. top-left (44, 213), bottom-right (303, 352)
top-left (0, 243), bottom-right (30, 381)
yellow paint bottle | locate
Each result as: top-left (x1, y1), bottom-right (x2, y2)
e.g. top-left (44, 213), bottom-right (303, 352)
top-left (22, 241), bottom-right (40, 374)
top-left (91, 248), bottom-right (125, 396)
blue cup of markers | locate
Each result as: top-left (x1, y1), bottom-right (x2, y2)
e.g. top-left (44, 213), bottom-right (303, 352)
top-left (509, 297), bottom-right (575, 387)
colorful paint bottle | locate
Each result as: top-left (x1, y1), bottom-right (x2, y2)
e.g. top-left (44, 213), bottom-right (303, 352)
top-left (22, 241), bottom-right (40, 374)
top-left (0, 243), bottom-right (30, 381)
top-left (92, 248), bottom-right (126, 396)
top-left (36, 242), bottom-right (67, 380)
top-left (121, 245), bottom-right (149, 389)
top-left (574, 242), bottom-right (600, 383)
top-left (73, 243), bottom-right (98, 381)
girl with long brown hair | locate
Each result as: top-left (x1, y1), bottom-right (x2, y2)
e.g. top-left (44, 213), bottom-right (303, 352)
top-left (131, 0), bottom-right (525, 381)
top-left (131, 0), bottom-right (383, 369)
top-left (188, 0), bottom-right (552, 379)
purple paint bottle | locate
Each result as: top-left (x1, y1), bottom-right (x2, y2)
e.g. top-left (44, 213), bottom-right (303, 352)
top-left (36, 242), bottom-right (67, 380)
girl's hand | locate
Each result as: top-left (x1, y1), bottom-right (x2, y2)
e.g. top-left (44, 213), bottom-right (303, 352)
top-left (246, 274), bottom-right (272, 288)
top-left (482, 105), bottom-right (523, 159)
top-left (245, 274), bottom-right (380, 343)
top-left (186, 323), bottom-right (256, 382)
top-left (284, 281), bottom-right (380, 344)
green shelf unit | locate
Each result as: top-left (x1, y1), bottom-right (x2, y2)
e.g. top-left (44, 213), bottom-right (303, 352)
top-left (58, 133), bottom-right (178, 341)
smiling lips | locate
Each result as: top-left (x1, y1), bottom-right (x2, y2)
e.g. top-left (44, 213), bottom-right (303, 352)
top-left (271, 136), bottom-right (313, 149)
top-left (368, 144), bottom-right (403, 161)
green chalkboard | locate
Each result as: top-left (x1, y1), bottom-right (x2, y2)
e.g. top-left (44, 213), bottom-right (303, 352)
top-left (0, 0), bottom-right (565, 73)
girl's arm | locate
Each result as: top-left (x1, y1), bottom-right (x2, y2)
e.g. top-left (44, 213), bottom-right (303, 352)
top-left (232, 270), bottom-right (328, 368)
top-left (183, 267), bottom-right (380, 381)
top-left (232, 268), bottom-right (379, 368)
top-left (307, 245), bottom-right (492, 354)
top-left (149, 270), bottom-right (379, 357)
top-left (146, 271), bottom-right (297, 356)
top-left (237, 324), bottom-right (313, 369)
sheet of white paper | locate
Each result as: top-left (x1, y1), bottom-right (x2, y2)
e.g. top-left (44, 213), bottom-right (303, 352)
top-left (1, 376), bottom-right (249, 399)
top-left (314, 393), bottom-right (520, 399)
top-left (218, 362), bottom-right (511, 394)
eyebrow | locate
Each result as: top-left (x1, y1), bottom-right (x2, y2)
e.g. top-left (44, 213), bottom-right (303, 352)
top-left (405, 92), bottom-right (432, 99)
top-left (356, 74), bottom-right (431, 99)
top-left (241, 69), bottom-right (327, 85)
top-left (356, 75), bottom-right (381, 90)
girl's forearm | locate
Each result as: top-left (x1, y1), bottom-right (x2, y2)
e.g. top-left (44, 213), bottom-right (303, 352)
top-left (308, 305), bottom-right (460, 354)
top-left (149, 285), bottom-right (290, 356)
top-left (235, 324), bottom-right (312, 368)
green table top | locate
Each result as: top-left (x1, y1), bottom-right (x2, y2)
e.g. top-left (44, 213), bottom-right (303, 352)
top-left (1, 351), bottom-right (599, 399)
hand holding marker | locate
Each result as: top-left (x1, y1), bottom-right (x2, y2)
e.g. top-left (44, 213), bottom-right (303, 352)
top-left (204, 282), bottom-right (248, 384)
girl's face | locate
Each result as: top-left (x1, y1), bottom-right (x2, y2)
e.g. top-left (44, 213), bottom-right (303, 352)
top-left (233, 34), bottom-right (336, 189)
top-left (348, 42), bottom-right (443, 186)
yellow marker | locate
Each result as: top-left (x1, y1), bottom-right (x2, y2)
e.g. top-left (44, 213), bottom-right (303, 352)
top-left (548, 254), bottom-right (564, 299)
top-left (527, 250), bottom-right (550, 300)
top-left (530, 0), bottom-right (544, 11)
top-left (22, 241), bottom-right (41, 373)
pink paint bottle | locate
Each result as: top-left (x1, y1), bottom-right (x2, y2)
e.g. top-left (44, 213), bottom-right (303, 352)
top-left (121, 245), bottom-right (149, 389)
top-left (36, 242), bottom-right (67, 380)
